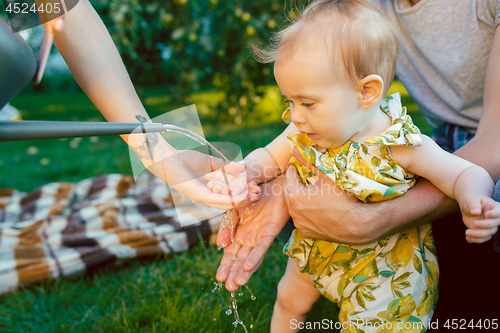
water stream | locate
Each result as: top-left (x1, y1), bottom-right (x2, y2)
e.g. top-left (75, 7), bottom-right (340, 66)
top-left (162, 124), bottom-right (231, 165)
top-left (160, 124), bottom-right (256, 332)
top-left (212, 282), bottom-right (257, 332)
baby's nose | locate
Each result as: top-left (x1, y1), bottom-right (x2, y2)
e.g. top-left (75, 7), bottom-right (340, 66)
top-left (290, 107), bottom-right (306, 125)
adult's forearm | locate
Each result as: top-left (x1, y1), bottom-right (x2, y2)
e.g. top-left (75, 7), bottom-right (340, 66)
top-left (301, 178), bottom-right (459, 245)
top-left (51, 0), bottom-right (174, 162)
top-left (455, 26), bottom-right (500, 181)
top-left (52, 0), bottom-right (145, 123)
top-left (454, 135), bottom-right (500, 182)
top-left (361, 179), bottom-right (458, 241)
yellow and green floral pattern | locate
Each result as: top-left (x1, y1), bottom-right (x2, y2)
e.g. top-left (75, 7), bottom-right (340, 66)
top-left (284, 93), bottom-right (438, 332)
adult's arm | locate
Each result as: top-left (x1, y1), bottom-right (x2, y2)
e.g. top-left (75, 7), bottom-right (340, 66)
top-left (49, 0), bottom-right (171, 149)
top-left (453, 25), bottom-right (500, 180)
top-left (287, 26), bottom-right (500, 244)
top-left (284, 158), bottom-right (457, 244)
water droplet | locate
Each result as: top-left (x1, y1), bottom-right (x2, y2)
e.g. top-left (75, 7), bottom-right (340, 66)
top-left (221, 242), bottom-right (227, 248)
top-left (244, 285), bottom-right (256, 301)
top-left (226, 309), bottom-right (232, 315)
top-left (232, 256), bottom-right (237, 261)
top-left (238, 292), bottom-right (243, 296)
top-left (233, 321), bottom-right (238, 327)
top-left (250, 324), bottom-right (254, 329)
top-left (213, 318), bottom-right (217, 321)
top-left (217, 246), bottom-right (221, 251)
top-left (211, 281), bottom-right (223, 293)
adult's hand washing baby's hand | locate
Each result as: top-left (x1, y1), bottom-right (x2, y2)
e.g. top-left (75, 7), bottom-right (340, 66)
top-left (148, 151), bottom-right (259, 210)
top-left (205, 164), bottom-right (261, 196)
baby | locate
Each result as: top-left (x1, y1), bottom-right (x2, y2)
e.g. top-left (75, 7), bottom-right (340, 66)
top-left (206, 0), bottom-right (500, 331)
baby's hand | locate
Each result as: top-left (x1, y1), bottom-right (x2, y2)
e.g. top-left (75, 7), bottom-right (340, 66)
top-left (205, 169), bottom-right (261, 196)
top-left (461, 196), bottom-right (500, 243)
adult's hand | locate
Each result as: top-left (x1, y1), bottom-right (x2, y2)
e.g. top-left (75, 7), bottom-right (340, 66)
top-left (216, 176), bottom-right (290, 291)
top-left (284, 147), bottom-right (378, 244)
top-left (148, 150), bottom-right (259, 210)
top-left (283, 165), bottom-right (377, 243)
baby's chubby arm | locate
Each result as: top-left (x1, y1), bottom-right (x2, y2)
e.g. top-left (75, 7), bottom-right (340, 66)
top-left (205, 123), bottom-right (297, 194)
top-left (391, 135), bottom-right (500, 243)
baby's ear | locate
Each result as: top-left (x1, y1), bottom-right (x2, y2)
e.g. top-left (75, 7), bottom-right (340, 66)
top-left (357, 75), bottom-right (384, 109)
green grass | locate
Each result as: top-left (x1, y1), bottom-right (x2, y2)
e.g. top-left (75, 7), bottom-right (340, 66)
top-left (0, 241), bottom-right (340, 333)
top-left (0, 82), bottom-right (429, 332)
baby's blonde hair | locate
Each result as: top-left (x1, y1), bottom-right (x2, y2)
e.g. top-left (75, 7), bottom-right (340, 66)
top-left (254, 0), bottom-right (398, 95)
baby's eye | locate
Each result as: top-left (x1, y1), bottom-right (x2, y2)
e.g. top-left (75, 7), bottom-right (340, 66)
top-left (301, 102), bottom-right (314, 108)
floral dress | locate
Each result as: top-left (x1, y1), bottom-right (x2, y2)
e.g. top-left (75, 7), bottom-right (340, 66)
top-left (283, 93), bottom-right (439, 332)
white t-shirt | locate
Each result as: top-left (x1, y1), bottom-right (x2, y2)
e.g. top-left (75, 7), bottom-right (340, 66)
top-left (373, 0), bottom-right (500, 130)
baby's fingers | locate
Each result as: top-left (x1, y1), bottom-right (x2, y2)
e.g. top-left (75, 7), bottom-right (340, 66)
top-left (462, 197), bottom-right (483, 216)
top-left (482, 197), bottom-right (500, 219)
top-left (465, 227), bottom-right (498, 243)
top-left (204, 170), bottom-right (222, 181)
top-left (212, 184), bottom-right (222, 193)
top-left (248, 182), bottom-right (261, 194)
top-left (474, 217), bottom-right (500, 229)
top-left (221, 185), bottom-right (240, 195)
top-left (466, 235), bottom-right (493, 244)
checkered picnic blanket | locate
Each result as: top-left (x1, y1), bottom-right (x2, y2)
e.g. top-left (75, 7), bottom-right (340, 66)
top-left (0, 172), bottom-right (222, 294)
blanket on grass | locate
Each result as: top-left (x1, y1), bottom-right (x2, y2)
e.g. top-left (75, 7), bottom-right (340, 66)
top-left (0, 172), bottom-right (222, 294)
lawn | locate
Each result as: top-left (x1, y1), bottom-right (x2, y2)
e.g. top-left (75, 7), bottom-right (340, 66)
top-left (0, 82), bottom-right (429, 332)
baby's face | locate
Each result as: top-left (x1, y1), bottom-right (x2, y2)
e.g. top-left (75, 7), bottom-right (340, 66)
top-left (274, 48), bottom-right (363, 149)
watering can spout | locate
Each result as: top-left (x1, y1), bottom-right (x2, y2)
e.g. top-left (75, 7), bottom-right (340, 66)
top-left (0, 120), bottom-right (166, 142)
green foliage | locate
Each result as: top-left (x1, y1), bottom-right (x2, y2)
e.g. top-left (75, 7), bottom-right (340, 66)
top-left (89, 0), bottom-right (301, 123)
top-left (0, 2), bottom-right (6, 18)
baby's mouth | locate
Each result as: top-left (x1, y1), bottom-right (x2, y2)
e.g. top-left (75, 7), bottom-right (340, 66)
top-left (306, 133), bottom-right (320, 140)
top-left (299, 130), bottom-right (320, 140)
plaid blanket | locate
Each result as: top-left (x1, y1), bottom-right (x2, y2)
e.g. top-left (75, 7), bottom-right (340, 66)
top-left (0, 172), bottom-right (222, 294)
